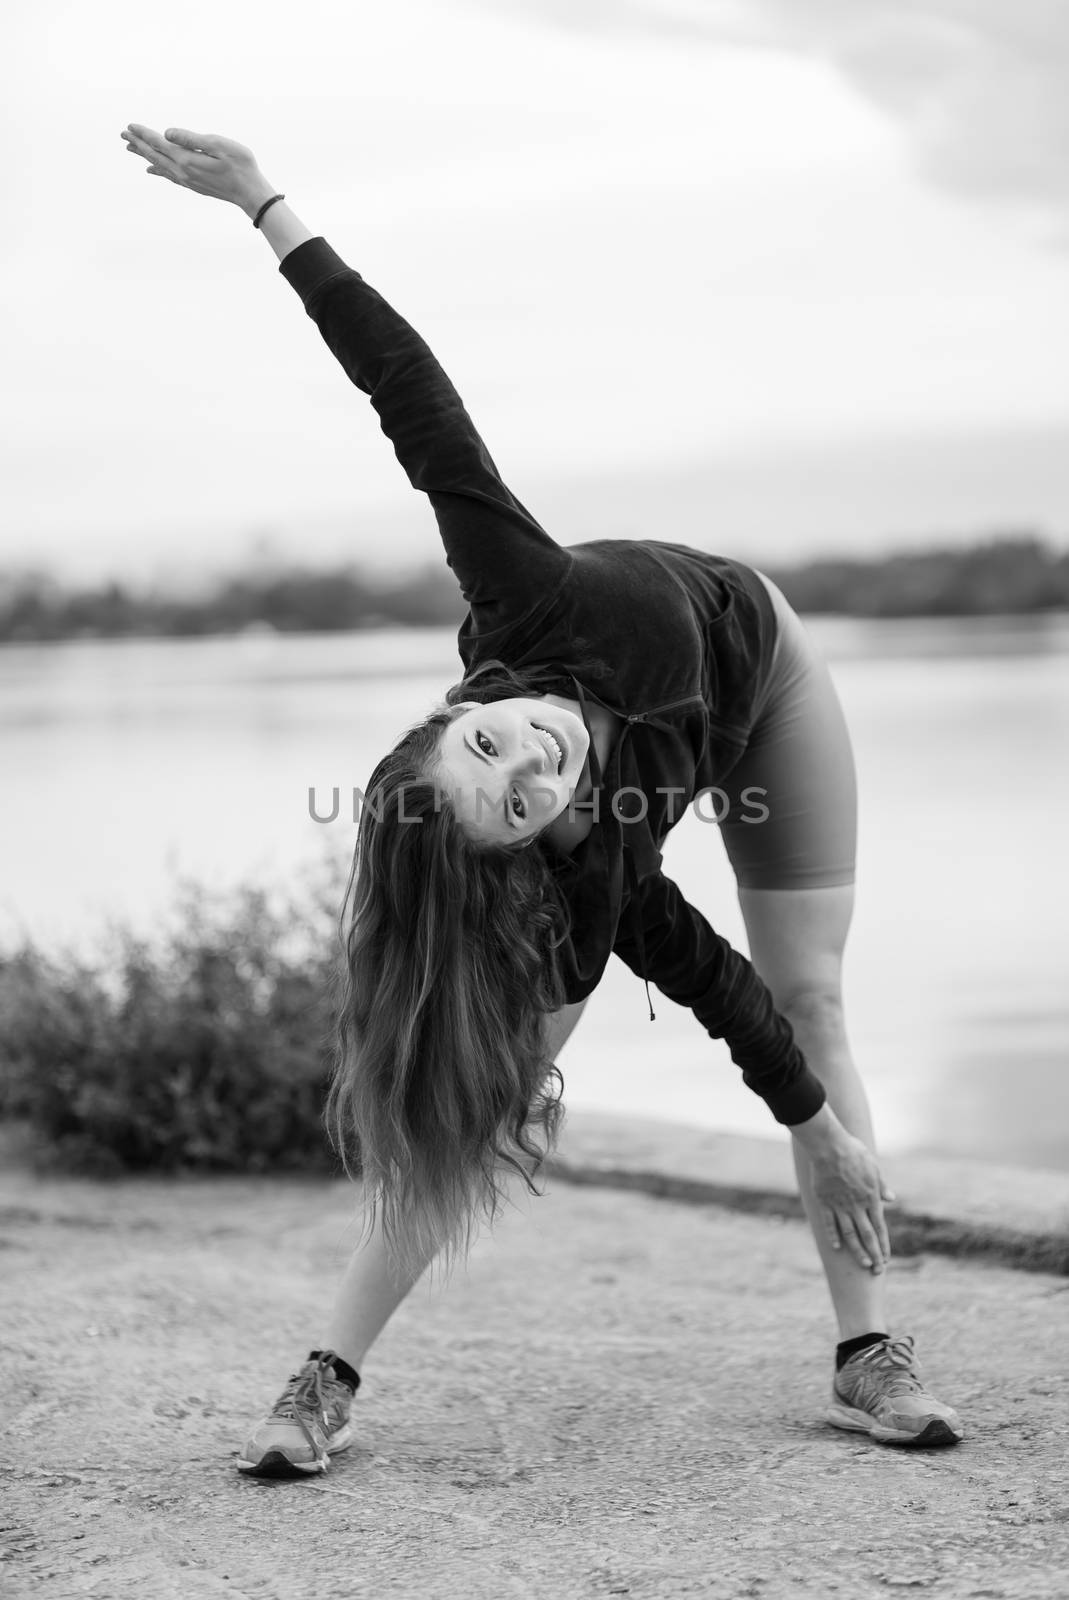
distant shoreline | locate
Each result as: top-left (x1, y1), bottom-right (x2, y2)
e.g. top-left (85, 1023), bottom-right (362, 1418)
top-left (2, 534), bottom-right (1067, 643)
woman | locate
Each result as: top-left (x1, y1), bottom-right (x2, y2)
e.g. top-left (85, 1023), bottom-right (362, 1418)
top-left (120, 122), bottom-right (964, 1471)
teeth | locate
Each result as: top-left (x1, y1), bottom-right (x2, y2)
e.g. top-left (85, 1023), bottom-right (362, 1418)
top-left (534, 724), bottom-right (563, 772)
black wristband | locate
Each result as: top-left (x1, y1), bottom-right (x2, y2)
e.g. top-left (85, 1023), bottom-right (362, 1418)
top-left (252, 193), bottom-right (285, 229)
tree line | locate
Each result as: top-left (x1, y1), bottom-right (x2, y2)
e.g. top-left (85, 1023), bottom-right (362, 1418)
top-left (2, 534), bottom-right (1066, 643)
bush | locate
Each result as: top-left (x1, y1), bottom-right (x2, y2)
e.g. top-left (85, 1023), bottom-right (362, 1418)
top-left (0, 878), bottom-right (346, 1176)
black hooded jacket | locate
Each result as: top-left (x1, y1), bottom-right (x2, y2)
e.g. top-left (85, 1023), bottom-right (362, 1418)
top-left (280, 237), bottom-right (826, 1128)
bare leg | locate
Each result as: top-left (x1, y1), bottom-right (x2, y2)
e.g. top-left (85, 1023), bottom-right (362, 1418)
top-left (322, 1186), bottom-right (437, 1373)
top-left (737, 883), bottom-right (888, 1341)
top-left (321, 997), bottom-right (590, 1372)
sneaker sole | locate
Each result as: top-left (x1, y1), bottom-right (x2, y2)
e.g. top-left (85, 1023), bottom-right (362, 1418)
top-left (826, 1402), bottom-right (963, 1447)
top-left (236, 1424), bottom-right (354, 1477)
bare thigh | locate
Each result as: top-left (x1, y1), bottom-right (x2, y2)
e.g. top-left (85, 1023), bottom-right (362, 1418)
top-left (737, 882), bottom-right (855, 1014)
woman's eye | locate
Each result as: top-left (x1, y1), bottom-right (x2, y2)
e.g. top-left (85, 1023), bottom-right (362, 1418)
top-left (476, 732), bottom-right (496, 756)
top-left (511, 790), bottom-right (526, 819)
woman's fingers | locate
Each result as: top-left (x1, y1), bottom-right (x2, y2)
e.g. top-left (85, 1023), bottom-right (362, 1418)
top-left (820, 1204), bottom-right (842, 1251)
top-left (872, 1199), bottom-right (891, 1263)
top-left (164, 127), bottom-right (217, 156)
top-left (123, 124), bottom-right (205, 178)
top-left (122, 127), bottom-right (173, 169)
top-left (125, 124), bottom-right (170, 157)
top-left (825, 1200), bottom-right (888, 1273)
top-left (836, 1213), bottom-right (874, 1271)
top-left (844, 1205), bottom-right (888, 1273)
top-left (835, 1214), bottom-right (864, 1266)
top-left (856, 1208), bottom-right (886, 1271)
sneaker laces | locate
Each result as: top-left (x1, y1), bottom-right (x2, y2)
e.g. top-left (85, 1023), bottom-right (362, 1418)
top-left (269, 1350), bottom-right (341, 1464)
top-left (852, 1335), bottom-right (924, 1396)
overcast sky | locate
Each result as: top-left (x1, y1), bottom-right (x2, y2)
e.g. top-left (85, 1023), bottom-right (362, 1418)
top-left (4, 0), bottom-right (1068, 583)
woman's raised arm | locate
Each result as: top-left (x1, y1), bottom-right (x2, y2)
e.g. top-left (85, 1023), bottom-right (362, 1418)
top-left (120, 124), bottom-right (570, 632)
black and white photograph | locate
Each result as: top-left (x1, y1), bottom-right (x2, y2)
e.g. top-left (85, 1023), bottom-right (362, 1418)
top-left (2, 1), bottom-right (1068, 1595)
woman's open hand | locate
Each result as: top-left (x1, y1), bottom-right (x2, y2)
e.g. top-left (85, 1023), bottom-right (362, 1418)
top-left (790, 1104), bottom-right (894, 1273)
top-left (120, 124), bottom-right (275, 216)
top-left (806, 1125), bottom-right (893, 1273)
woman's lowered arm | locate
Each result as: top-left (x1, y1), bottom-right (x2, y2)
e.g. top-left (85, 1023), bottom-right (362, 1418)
top-left (613, 867), bottom-right (892, 1271)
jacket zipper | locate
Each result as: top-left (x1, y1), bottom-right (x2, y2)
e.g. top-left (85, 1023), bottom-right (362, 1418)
top-left (625, 693), bottom-right (706, 725)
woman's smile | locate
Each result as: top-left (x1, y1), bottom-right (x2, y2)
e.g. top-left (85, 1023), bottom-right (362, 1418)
top-left (530, 722), bottom-right (565, 773)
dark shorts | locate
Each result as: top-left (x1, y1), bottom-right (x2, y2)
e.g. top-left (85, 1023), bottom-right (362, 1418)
top-left (716, 569), bottom-right (857, 891)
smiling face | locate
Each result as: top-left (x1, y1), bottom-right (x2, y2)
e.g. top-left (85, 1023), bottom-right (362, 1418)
top-left (435, 697), bottom-right (591, 845)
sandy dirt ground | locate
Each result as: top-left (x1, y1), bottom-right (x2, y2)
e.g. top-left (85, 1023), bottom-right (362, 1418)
top-left (2, 1165), bottom-right (1068, 1600)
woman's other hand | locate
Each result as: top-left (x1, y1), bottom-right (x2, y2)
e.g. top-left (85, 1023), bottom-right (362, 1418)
top-left (790, 1104), bottom-right (894, 1273)
top-left (120, 124), bottom-right (277, 218)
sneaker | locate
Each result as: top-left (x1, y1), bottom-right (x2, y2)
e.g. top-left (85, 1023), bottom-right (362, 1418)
top-left (827, 1334), bottom-right (964, 1447)
top-left (236, 1350), bottom-right (355, 1476)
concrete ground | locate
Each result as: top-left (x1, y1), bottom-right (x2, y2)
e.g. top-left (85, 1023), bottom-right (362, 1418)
top-left (2, 1117), bottom-right (1068, 1600)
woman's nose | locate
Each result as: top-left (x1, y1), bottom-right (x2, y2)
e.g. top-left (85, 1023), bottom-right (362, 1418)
top-left (514, 738), bottom-right (548, 777)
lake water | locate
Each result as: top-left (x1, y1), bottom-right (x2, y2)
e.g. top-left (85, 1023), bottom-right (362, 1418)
top-left (2, 615), bottom-right (1067, 1169)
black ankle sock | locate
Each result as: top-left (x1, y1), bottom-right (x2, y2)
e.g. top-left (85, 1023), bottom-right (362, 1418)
top-left (308, 1349), bottom-right (361, 1393)
top-left (836, 1331), bottom-right (889, 1371)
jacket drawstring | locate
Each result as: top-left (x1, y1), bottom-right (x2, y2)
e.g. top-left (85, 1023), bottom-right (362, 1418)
top-left (624, 847), bottom-right (657, 1022)
top-left (572, 678), bottom-right (656, 1024)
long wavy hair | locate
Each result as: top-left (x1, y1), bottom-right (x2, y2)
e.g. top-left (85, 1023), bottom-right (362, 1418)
top-left (327, 656), bottom-right (598, 1280)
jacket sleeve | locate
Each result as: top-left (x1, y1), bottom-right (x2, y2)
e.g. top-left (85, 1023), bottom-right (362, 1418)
top-left (278, 237), bottom-right (570, 631)
top-left (611, 868), bottom-right (827, 1127)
